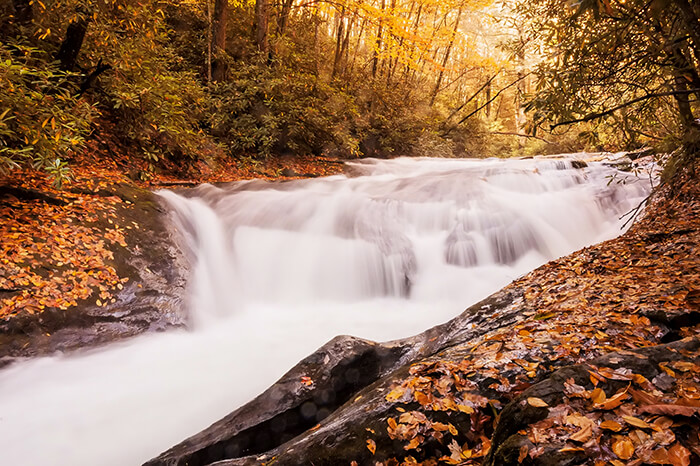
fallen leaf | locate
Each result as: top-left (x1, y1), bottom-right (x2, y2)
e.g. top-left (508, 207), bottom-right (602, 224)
top-left (612, 438), bottom-right (635, 460)
top-left (559, 446), bottom-right (585, 453)
top-left (527, 397), bottom-right (549, 408)
top-left (668, 443), bottom-right (691, 466)
top-left (590, 387), bottom-right (606, 404)
top-left (594, 387), bottom-right (630, 410)
top-left (366, 439), bottom-right (376, 455)
top-left (518, 445), bottom-right (530, 464)
top-left (639, 404), bottom-right (700, 417)
top-left (600, 420), bottom-right (624, 432)
top-left (622, 415), bottom-right (651, 429)
top-left (566, 413), bottom-right (594, 443)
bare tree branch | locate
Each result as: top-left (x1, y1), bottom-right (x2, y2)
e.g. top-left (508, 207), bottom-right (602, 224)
top-left (491, 131), bottom-right (553, 144)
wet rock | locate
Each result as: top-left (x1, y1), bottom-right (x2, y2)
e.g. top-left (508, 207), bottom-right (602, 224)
top-left (0, 184), bottom-right (189, 366)
top-left (145, 287), bottom-right (530, 466)
top-left (144, 335), bottom-right (414, 466)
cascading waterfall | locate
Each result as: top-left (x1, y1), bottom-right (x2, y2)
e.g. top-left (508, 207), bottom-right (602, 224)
top-left (0, 156), bottom-right (652, 466)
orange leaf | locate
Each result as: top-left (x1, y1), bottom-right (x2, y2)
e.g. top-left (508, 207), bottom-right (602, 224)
top-left (590, 387), bottom-right (606, 404)
top-left (366, 439), bottom-right (376, 455)
top-left (668, 443), bottom-right (691, 466)
top-left (595, 387), bottom-right (629, 410)
top-left (600, 420), bottom-right (624, 432)
top-left (612, 438), bottom-right (635, 460)
top-left (518, 445), bottom-right (529, 463)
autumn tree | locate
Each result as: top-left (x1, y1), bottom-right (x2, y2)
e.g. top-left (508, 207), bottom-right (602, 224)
top-left (212, 0), bottom-right (229, 81)
top-left (519, 0), bottom-right (700, 164)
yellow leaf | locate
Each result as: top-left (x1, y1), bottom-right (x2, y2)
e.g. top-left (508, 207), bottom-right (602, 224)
top-left (622, 415), bottom-right (651, 429)
top-left (590, 387), bottom-right (606, 404)
top-left (527, 397), bottom-right (549, 408)
top-left (457, 404), bottom-right (474, 414)
top-left (386, 386), bottom-right (406, 402)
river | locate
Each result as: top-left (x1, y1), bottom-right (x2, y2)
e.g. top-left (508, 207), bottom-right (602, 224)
top-left (0, 156), bottom-right (652, 465)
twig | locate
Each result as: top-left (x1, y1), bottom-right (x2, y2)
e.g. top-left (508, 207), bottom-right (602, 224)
top-left (491, 131), bottom-right (553, 144)
top-left (619, 193), bottom-right (652, 229)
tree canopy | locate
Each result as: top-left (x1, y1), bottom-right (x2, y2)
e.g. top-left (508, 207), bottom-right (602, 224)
top-left (0, 0), bottom-right (697, 184)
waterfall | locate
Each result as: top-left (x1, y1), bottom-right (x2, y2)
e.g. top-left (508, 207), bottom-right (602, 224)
top-left (165, 156), bottom-right (650, 320)
top-left (0, 156), bottom-right (653, 466)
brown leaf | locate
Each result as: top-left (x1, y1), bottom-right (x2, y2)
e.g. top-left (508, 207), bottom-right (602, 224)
top-left (639, 404), bottom-right (700, 417)
top-left (559, 446), bottom-right (585, 453)
top-left (648, 447), bottom-right (670, 464)
top-left (594, 387), bottom-right (630, 410)
top-left (612, 438), bottom-right (635, 460)
top-left (566, 413), bottom-right (594, 443)
top-left (404, 435), bottom-right (422, 451)
top-left (668, 443), bottom-right (691, 466)
top-left (518, 445), bottom-right (529, 463)
top-left (590, 387), bottom-right (606, 404)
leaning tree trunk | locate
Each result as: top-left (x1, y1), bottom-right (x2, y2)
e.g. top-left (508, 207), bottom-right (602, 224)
top-left (211, 0), bottom-right (228, 82)
top-left (56, 12), bottom-right (90, 71)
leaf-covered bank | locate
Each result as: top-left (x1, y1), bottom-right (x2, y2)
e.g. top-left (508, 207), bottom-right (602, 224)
top-left (0, 151), bottom-right (345, 365)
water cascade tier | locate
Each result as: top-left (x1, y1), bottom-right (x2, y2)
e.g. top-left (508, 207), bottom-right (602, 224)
top-left (0, 156), bottom-right (652, 466)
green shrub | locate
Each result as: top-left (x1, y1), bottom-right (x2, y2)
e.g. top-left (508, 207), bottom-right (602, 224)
top-left (0, 43), bottom-right (96, 186)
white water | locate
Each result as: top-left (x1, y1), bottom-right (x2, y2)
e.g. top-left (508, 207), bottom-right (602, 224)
top-left (0, 156), bottom-right (652, 465)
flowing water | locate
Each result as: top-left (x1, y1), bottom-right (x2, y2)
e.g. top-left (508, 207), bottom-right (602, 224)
top-left (0, 156), bottom-right (652, 465)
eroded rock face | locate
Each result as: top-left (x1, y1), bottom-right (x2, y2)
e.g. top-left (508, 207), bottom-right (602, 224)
top-left (0, 184), bottom-right (189, 366)
top-left (144, 335), bottom-right (414, 466)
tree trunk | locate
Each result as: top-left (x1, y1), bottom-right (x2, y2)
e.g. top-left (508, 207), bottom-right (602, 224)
top-left (430, 7), bottom-right (462, 106)
top-left (211, 0), bottom-right (228, 82)
top-left (371, 0), bottom-right (385, 79)
top-left (332, 6), bottom-right (346, 78)
top-left (676, 0), bottom-right (700, 60)
top-left (277, 0), bottom-right (294, 36)
top-left (255, 0), bottom-right (270, 56)
top-left (56, 13), bottom-right (89, 71)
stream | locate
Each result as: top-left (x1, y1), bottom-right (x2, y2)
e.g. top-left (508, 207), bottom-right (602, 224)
top-left (0, 156), bottom-right (652, 465)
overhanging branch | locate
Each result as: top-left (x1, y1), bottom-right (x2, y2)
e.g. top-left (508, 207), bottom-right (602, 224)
top-left (550, 88), bottom-right (700, 130)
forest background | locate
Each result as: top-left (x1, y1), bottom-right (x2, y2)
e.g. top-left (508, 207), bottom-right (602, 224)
top-left (1, 0), bottom-right (699, 185)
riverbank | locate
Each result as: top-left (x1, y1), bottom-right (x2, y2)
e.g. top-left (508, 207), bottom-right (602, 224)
top-left (147, 169), bottom-right (700, 465)
top-left (0, 152), bottom-right (345, 364)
